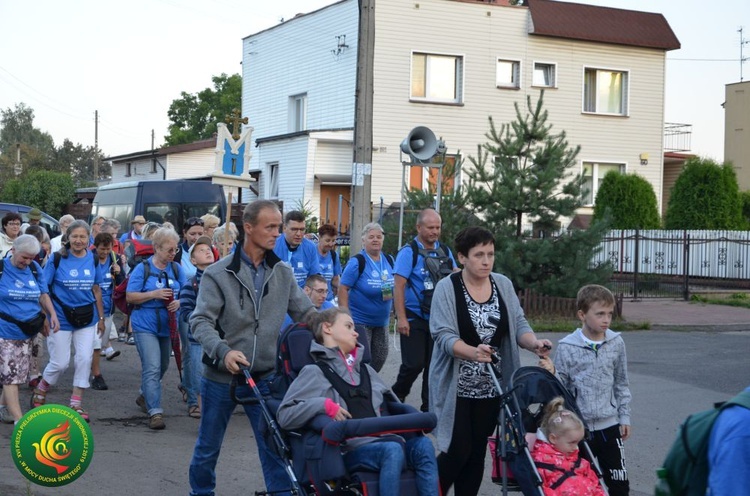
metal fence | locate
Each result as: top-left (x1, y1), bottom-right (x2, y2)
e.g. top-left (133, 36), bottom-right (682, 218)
top-left (593, 230), bottom-right (750, 299)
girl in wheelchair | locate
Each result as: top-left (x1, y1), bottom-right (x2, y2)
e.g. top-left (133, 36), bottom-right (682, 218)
top-left (277, 307), bottom-right (439, 496)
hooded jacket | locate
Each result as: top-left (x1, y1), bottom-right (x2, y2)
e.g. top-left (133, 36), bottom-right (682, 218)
top-left (190, 245), bottom-right (315, 383)
top-left (277, 341), bottom-right (398, 452)
top-left (553, 329), bottom-right (631, 431)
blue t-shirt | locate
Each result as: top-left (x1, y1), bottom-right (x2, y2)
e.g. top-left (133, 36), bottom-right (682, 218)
top-left (340, 251), bottom-right (394, 327)
top-left (273, 237), bottom-right (321, 288)
top-left (281, 299), bottom-right (334, 331)
top-left (128, 257), bottom-right (187, 337)
top-left (44, 252), bottom-right (102, 331)
top-left (96, 257), bottom-right (116, 317)
top-left (394, 238), bottom-right (456, 319)
top-left (318, 250), bottom-right (342, 301)
top-left (119, 230), bottom-right (142, 244)
top-left (708, 386), bottom-right (750, 494)
top-left (0, 261), bottom-right (48, 340)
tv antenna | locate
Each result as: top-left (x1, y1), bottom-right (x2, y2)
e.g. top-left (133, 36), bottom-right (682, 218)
top-left (740, 26), bottom-right (750, 81)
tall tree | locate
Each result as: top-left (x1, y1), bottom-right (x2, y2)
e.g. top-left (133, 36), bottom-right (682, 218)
top-left (0, 103), bottom-right (56, 182)
top-left (664, 157), bottom-right (745, 229)
top-left (0, 170), bottom-right (75, 219)
top-left (463, 92), bottom-right (611, 297)
top-left (164, 73), bottom-right (242, 146)
top-left (52, 139), bottom-right (110, 185)
top-left (593, 171), bottom-right (661, 229)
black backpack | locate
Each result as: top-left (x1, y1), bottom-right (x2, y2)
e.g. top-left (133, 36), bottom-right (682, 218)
top-left (354, 252), bottom-right (395, 279)
top-left (405, 239), bottom-right (454, 317)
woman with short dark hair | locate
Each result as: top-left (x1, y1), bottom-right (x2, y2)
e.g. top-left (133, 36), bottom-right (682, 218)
top-left (0, 212), bottom-right (23, 258)
top-left (429, 226), bottom-right (553, 496)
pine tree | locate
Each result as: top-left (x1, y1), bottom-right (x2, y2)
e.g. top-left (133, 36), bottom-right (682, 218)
top-left (463, 92), bottom-right (612, 297)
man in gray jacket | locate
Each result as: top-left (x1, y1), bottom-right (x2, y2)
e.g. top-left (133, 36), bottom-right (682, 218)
top-left (188, 200), bottom-right (316, 496)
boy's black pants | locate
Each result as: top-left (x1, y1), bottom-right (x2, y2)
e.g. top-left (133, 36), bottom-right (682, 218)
top-left (391, 314), bottom-right (432, 412)
top-left (588, 424), bottom-right (629, 496)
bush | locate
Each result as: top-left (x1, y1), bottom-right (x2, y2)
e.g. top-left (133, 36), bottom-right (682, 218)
top-left (593, 171), bottom-right (660, 229)
top-left (0, 170), bottom-right (75, 219)
top-left (664, 157), bottom-right (745, 230)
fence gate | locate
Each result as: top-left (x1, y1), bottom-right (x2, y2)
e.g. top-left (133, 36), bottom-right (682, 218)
top-left (594, 230), bottom-right (750, 299)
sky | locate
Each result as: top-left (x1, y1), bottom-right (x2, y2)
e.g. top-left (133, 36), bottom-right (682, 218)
top-left (0, 0), bottom-right (748, 161)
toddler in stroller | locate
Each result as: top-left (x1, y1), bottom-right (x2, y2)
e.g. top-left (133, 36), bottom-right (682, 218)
top-left (275, 307), bottom-right (439, 495)
top-left (530, 396), bottom-right (605, 496)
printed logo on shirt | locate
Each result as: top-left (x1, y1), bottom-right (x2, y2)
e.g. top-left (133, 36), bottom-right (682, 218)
top-left (15, 280), bottom-right (24, 289)
top-left (297, 262), bottom-right (304, 268)
top-left (155, 280), bottom-right (165, 289)
top-left (28, 280), bottom-right (36, 287)
top-left (69, 270), bottom-right (78, 277)
top-left (83, 270), bottom-right (91, 276)
top-left (370, 269), bottom-right (379, 278)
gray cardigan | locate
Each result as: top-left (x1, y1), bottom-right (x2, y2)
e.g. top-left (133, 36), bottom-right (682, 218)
top-left (190, 246), bottom-right (315, 384)
top-left (428, 272), bottom-right (534, 453)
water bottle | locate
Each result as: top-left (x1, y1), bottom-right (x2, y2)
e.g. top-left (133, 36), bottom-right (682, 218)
top-left (654, 467), bottom-right (671, 496)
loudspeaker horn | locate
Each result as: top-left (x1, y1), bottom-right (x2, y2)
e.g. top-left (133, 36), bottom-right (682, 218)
top-left (400, 126), bottom-right (438, 162)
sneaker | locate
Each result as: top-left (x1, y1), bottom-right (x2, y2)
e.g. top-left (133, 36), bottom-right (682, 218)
top-left (126, 335), bottom-right (135, 345)
top-left (0, 406), bottom-right (15, 424)
top-left (136, 395), bottom-right (147, 413)
top-left (105, 348), bottom-right (121, 361)
top-left (99, 349), bottom-right (107, 357)
top-left (91, 375), bottom-right (108, 391)
top-left (149, 414), bottom-right (165, 430)
top-left (117, 334), bottom-right (126, 342)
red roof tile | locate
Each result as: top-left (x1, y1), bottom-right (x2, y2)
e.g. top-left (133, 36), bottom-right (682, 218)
top-left (527, 0), bottom-right (680, 51)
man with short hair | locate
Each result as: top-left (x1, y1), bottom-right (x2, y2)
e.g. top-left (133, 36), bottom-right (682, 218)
top-left (89, 216), bottom-right (106, 246)
top-left (317, 223), bottom-right (341, 302)
top-left (189, 200), bottom-right (316, 496)
top-left (273, 210), bottom-right (320, 287)
top-left (392, 208), bottom-right (456, 412)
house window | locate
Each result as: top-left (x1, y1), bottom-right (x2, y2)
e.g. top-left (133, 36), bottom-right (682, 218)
top-left (583, 68), bottom-right (628, 115)
top-left (411, 52), bottom-right (463, 104)
top-left (533, 62), bottom-right (556, 88)
top-left (496, 59), bottom-right (521, 89)
top-left (289, 94), bottom-right (307, 132)
top-left (268, 163), bottom-right (279, 198)
top-left (125, 162), bottom-right (132, 177)
top-left (582, 162), bottom-right (626, 205)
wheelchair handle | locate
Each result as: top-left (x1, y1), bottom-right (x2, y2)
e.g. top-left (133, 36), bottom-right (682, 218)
top-left (229, 367), bottom-right (260, 405)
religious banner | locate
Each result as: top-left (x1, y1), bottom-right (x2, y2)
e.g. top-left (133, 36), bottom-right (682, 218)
top-left (212, 109), bottom-right (255, 189)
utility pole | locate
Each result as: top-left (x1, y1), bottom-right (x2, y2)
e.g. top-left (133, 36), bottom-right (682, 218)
top-left (349, 0), bottom-right (375, 253)
top-left (740, 27), bottom-right (749, 82)
top-left (94, 110), bottom-right (99, 182)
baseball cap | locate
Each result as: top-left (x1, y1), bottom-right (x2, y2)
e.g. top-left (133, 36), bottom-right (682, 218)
top-left (189, 235), bottom-right (213, 258)
top-left (28, 208), bottom-right (42, 221)
top-left (131, 215), bottom-right (146, 225)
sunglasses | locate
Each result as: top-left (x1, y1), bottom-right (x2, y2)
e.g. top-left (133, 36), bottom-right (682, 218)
top-left (184, 217), bottom-right (204, 229)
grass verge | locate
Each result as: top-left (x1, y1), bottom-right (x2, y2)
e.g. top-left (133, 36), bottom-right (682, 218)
top-left (690, 293), bottom-right (750, 309)
top-left (528, 316), bottom-right (651, 332)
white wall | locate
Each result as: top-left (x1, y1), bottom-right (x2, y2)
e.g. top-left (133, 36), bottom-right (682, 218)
top-left (255, 136), bottom-right (310, 208)
top-left (110, 157), bottom-right (161, 184)
top-left (243, 0), bottom-right (358, 174)
top-left (165, 148), bottom-right (215, 179)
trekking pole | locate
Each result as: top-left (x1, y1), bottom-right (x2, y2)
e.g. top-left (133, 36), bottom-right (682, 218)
top-left (231, 367), bottom-right (305, 496)
top-left (486, 354), bottom-right (545, 496)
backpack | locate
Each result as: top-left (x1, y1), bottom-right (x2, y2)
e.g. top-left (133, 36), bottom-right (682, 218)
top-left (405, 239), bottom-right (454, 317)
top-left (125, 238), bottom-right (155, 270)
top-left (661, 390), bottom-right (750, 495)
top-left (112, 260), bottom-right (180, 315)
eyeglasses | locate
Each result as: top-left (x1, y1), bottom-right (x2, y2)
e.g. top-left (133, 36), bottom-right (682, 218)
top-left (185, 217), bottom-right (204, 228)
top-left (308, 288), bottom-right (328, 295)
top-left (288, 227), bottom-right (306, 234)
top-left (6, 221), bottom-right (21, 227)
top-left (159, 246), bottom-right (178, 254)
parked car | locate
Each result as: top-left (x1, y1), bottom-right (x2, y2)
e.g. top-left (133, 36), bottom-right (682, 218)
top-left (0, 203), bottom-right (61, 239)
top-left (91, 180), bottom-right (227, 236)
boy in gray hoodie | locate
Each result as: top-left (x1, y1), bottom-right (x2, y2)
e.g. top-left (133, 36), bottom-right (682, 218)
top-left (553, 284), bottom-right (631, 496)
top-left (277, 307), bottom-right (438, 496)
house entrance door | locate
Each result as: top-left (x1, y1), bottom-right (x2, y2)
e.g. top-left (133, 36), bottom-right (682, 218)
top-left (319, 185), bottom-right (350, 235)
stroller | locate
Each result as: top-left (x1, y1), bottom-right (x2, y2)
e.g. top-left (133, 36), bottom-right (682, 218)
top-left (230, 322), bottom-right (438, 495)
top-left (486, 361), bottom-right (609, 496)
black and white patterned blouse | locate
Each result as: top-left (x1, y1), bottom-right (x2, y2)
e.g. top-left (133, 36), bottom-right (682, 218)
top-left (456, 279), bottom-right (501, 399)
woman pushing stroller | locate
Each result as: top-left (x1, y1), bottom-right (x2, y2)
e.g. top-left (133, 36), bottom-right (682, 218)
top-left (277, 307), bottom-right (439, 496)
top-left (531, 396), bottom-right (605, 496)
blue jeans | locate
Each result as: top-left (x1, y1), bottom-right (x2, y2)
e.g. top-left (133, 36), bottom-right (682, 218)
top-left (189, 376), bottom-right (291, 496)
top-left (178, 320), bottom-right (200, 407)
top-left (343, 436), bottom-right (438, 496)
top-left (133, 331), bottom-right (170, 416)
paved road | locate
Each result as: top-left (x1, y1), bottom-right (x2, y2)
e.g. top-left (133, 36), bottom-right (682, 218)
top-left (1, 328), bottom-right (748, 496)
